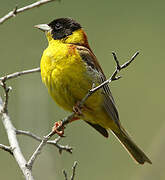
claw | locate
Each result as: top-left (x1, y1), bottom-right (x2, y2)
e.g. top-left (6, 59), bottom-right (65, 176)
top-left (52, 121), bottom-right (65, 137)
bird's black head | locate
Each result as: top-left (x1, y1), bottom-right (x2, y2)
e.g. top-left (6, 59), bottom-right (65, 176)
top-left (48, 18), bottom-right (81, 40)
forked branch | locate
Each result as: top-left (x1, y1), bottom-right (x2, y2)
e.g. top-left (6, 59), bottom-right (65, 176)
top-left (0, 95), bottom-right (34, 180)
top-left (0, 67), bottom-right (40, 82)
top-left (16, 129), bottom-right (73, 154)
top-left (63, 161), bottom-right (78, 180)
top-left (0, 143), bottom-right (13, 155)
top-left (0, 0), bottom-right (59, 25)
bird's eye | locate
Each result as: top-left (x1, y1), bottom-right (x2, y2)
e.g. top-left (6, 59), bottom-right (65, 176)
top-left (55, 23), bottom-right (62, 30)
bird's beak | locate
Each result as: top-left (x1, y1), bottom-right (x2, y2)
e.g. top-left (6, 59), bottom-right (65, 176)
top-left (34, 24), bottom-right (51, 32)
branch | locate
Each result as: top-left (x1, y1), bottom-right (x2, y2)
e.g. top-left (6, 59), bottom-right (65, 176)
top-left (0, 81), bottom-right (11, 113)
top-left (26, 131), bottom-right (55, 170)
top-left (26, 51), bottom-right (139, 170)
top-left (0, 0), bottom-right (59, 25)
top-left (0, 67), bottom-right (40, 82)
top-left (0, 68), bottom-right (40, 113)
top-left (70, 161), bottom-right (78, 180)
top-left (0, 74), bottom-right (35, 179)
top-left (0, 95), bottom-right (34, 180)
top-left (16, 129), bottom-right (72, 154)
top-left (0, 143), bottom-right (13, 155)
top-left (26, 112), bottom-right (75, 170)
top-left (63, 161), bottom-right (78, 180)
top-left (90, 51), bottom-right (139, 93)
top-left (78, 51), bottom-right (139, 107)
top-left (63, 170), bottom-right (68, 180)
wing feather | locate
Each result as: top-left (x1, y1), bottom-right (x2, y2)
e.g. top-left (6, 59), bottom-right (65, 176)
top-left (77, 46), bottom-right (120, 127)
top-left (85, 121), bottom-right (109, 137)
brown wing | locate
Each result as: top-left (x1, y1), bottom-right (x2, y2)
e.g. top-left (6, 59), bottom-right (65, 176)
top-left (77, 46), bottom-right (120, 127)
top-left (85, 121), bottom-right (109, 137)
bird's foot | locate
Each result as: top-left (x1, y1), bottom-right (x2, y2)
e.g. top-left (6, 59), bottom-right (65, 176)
top-left (52, 121), bottom-right (65, 137)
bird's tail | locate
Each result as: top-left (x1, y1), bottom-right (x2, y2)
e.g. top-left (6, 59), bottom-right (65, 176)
top-left (112, 126), bottom-right (152, 164)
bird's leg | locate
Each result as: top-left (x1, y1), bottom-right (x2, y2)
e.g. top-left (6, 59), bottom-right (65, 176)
top-left (52, 102), bottom-right (83, 136)
top-left (52, 115), bottom-right (80, 136)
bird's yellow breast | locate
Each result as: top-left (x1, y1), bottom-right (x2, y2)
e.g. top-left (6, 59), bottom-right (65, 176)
top-left (40, 40), bottom-right (103, 112)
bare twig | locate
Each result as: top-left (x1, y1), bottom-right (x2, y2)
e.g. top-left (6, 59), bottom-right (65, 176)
top-left (26, 112), bottom-right (76, 169)
top-left (70, 161), bottom-right (78, 180)
top-left (63, 170), bottom-right (68, 180)
top-left (0, 67), bottom-right (40, 112)
top-left (90, 51), bottom-right (139, 93)
top-left (16, 129), bottom-right (72, 154)
top-left (26, 131), bottom-right (55, 170)
top-left (63, 161), bottom-right (78, 180)
top-left (0, 67), bottom-right (40, 82)
top-left (78, 51), bottom-right (139, 107)
top-left (0, 73), bottom-right (34, 179)
top-left (0, 143), bottom-right (13, 155)
top-left (0, 0), bottom-right (58, 25)
top-left (0, 96), bottom-right (34, 180)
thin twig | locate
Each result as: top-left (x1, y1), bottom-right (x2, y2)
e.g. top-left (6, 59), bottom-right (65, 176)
top-left (63, 161), bottom-right (78, 180)
top-left (70, 161), bottom-right (78, 180)
top-left (90, 51), bottom-right (139, 93)
top-left (16, 129), bottom-right (72, 154)
top-left (0, 67), bottom-right (40, 113)
top-left (78, 51), bottom-right (139, 108)
top-left (0, 143), bottom-right (13, 155)
top-left (26, 131), bottom-right (55, 170)
top-left (0, 67), bottom-right (40, 82)
top-left (0, 0), bottom-right (58, 24)
top-left (63, 170), bottom-right (68, 180)
top-left (26, 112), bottom-right (75, 170)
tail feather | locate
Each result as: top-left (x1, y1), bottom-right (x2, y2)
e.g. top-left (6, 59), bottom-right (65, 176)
top-left (112, 126), bottom-right (152, 164)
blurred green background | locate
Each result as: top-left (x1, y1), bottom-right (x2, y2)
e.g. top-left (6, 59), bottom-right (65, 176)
top-left (0, 0), bottom-right (164, 179)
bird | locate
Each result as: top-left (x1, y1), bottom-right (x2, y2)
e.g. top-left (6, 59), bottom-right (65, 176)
top-left (35, 17), bottom-right (152, 164)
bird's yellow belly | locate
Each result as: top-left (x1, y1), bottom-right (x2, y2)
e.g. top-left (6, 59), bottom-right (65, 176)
top-left (41, 51), bottom-right (102, 112)
top-left (41, 44), bottom-right (115, 129)
top-left (47, 66), bottom-right (114, 129)
top-left (49, 63), bottom-right (92, 111)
